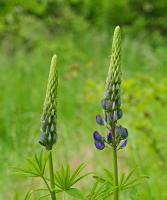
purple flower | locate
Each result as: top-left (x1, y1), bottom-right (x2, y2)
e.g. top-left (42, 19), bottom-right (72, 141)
top-left (121, 128), bottom-right (128, 139)
top-left (107, 131), bottom-right (113, 143)
top-left (94, 141), bottom-right (105, 150)
top-left (101, 99), bottom-right (111, 110)
top-left (120, 139), bottom-right (128, 148)
top-left (93, 131), bottom-right (103, 141)
top-left (96, 114), bottom-right (104, 125)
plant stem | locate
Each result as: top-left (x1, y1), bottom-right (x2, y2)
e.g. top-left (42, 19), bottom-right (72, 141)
top-left (113, 146), bottom-right (119, 200)
top-left (49, 150), bottom-right (56, 200)
top-left (42, 176), bottom-right (51, 193)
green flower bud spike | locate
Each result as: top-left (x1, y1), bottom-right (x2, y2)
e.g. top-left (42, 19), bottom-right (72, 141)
top-left (104, 26), bottom-right (122, 117)
top-left (104, 26), bottom-right (121, 200)
top-left (39, 55), bottom-right (58, 150)
top-left (109, 26), bottom-right (121, 200)
top-left (39, 55), bottom-right (58, 200)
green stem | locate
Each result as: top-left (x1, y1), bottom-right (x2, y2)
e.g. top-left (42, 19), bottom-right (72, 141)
top-left (113, 147), bottom-right (119, 200)
top-left (49, 150), bottom-right (56, 200)
top-left (42, 176), bottom-right (51, 193)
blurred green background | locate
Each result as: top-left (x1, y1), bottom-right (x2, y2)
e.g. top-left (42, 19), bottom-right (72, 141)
top-left (0, 0), bottom-right (167, 199)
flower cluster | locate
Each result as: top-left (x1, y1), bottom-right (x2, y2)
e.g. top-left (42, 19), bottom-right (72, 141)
top-left (93, 124), bottom-right (128, 150)
top-left (39, 55), bottom-right (58, 150)
top-left (93, 26), bottom-right (128, 150)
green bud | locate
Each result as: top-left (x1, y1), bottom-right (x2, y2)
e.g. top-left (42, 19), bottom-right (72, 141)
top-left (105, 26), bottom-right (122, 119)
top-left (39, 55), bottom-right (58, 150)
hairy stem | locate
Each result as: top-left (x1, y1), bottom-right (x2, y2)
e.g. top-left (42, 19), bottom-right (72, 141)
top-left (49, 151), bottom-right (56, 200)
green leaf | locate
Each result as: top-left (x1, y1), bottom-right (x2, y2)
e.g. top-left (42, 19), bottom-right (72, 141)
top-left (54, 163), bottom-right (90, 191)
top-left (72, 172), bottom-right (92, 185)
top-left (13, 192), bottom-right (19, 200)
top-left (70, 163), bottom-right (86, 183)
top-left (104, 169), bottom-right (113, 181)
top-left (93, 174), bottom-right (113, 186)
top-left (123, 175), bottom-right (149, 189)
top-left (122, 167), bottom-right (137, 185)
top-left (87, 180), bottom-right (114, 200)
top-left (12, 150), bottom-right (49, 178)
top-left (12, 167), bottom-right (39, 177)
top-left (38, 194), bottom-right (50, 200)
top-left (64, 164), bottom-right (71, 187)
top-left (119, 172), bottom-right (126, 189)
top-left (66, 188), bottom-right (86, 200)
top-left (24, 190), bottom-right (33, 200)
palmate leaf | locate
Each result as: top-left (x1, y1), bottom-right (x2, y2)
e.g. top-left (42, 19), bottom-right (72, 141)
top-left (13, 188), bottom-right (51, 200)
top-left (119, 167), bottom-right (149, 191)
top-left (87, 180), bottom-right (115, 200)
top-left (13, 190), bottom-right (33, 200)
top-left (65, 188), bottom-right (86, 200)
top-left (93, 168), bottom-right (114, 186)
top-left (12, 150), bottom-right (49, 178)
top-left (54, 163), bottom-right (91, 191)
top-left (69, 163), bottom-right (86, 184)
top-left (38, 193), bottom-right (50, 200)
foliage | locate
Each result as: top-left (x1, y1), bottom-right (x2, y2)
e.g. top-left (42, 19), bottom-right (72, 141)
top-left (1, 0), bottom-right (167, 52)
top-left (12, 150), bottom-right (90, 199)
top-left (0, 2), bottom-right (167, 199)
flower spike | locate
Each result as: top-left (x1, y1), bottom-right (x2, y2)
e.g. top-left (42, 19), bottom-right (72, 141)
top-left (39, 55), bottom-right (58, 150)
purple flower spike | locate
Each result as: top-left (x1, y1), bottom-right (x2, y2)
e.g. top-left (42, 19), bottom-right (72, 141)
top-left (120, 139), bottom-right (128, 148)
top-left (93, 131), bottom-right (102, 141)
top-left (96, 114), bottom-right (104, 125)
top-left (121, 128), bottom-right (128, 139)
top-left (95, 141), bottom-right (105, 150)
top-left (107, 131), bottom-right (113, 143)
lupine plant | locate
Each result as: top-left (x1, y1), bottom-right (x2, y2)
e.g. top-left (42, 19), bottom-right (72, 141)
top-left (92, 26), bottom-right (147, 200)
top-left (13, 55), bottom-right (90, 200)
top-left (93, 26), bottom-right (126, 199)
top-left (13, 26), bottom-right (147, 200)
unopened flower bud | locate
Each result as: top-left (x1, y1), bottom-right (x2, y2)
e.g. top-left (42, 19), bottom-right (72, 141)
top-left (107, 131), bottom-right (113, 143)
top-left (96, 114), bottom-right (104, 125)
top-left (39, 133), bottom-right (47, 146)
top-left (93, 131), bottom-right (103, 141)
top-left (101, 99), bottom-right (111, 110)
top-left (120, 139), bottom-right (128, 148)
top-left (121, 127), bottom-right (128, 139)
top-left (117, 109), bottom-right (123, 119)
top-left (107, 114), bottom-right (112, 123)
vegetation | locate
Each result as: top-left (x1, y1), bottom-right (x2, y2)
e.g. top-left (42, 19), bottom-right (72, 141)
top-left (0, 1), bottom-right (167, 199)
